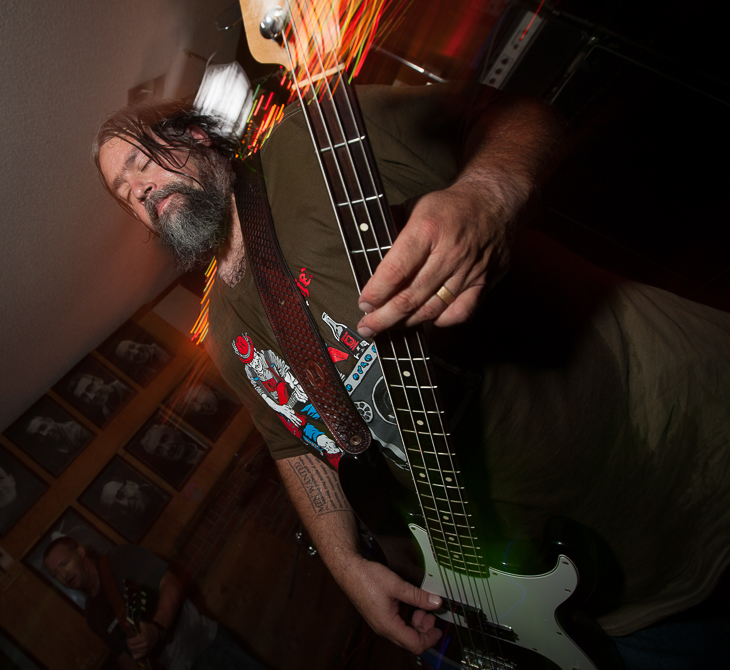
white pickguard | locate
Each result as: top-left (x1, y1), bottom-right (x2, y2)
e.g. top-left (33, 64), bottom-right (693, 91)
top-left (410, 524), bottom-right (598, 670)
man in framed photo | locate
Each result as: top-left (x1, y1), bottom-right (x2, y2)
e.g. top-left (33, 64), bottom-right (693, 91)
top-left (43, 537), bottom-right (267, 670)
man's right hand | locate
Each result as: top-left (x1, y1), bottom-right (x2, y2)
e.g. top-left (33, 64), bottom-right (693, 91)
top-left (339, 555), bottom-right (443, 654)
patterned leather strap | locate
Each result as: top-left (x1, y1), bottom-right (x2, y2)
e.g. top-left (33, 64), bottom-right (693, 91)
top-left (233, 155), bottom-right (370, 455)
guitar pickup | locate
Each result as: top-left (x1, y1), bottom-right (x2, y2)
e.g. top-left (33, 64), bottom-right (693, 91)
top-left (440, 598), bottom-right (517, 642)
top-left (461, 648), bottom-right (517, 670)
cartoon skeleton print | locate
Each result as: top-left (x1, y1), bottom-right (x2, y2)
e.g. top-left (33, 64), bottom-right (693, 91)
top-left (232, 334), bottom-right (341, 465)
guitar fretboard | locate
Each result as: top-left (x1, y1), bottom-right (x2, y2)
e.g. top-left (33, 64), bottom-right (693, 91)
top-left (299, 75), bottom-right (486, 576)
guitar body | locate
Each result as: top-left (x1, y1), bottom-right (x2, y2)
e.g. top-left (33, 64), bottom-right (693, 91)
top-left (339, 447), bottom-right (623, 670)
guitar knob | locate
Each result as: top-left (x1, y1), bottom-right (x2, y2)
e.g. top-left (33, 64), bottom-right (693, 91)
top-left (260, 7), bottom-right (287, 41)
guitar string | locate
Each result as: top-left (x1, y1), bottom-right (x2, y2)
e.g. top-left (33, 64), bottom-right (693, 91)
top-left (280, 0), bottom-right (472, 624)
top-left (403, 330), bottom-right (506, 666)
top-left (283, 3), bottom-right (502, 665)
top-left (392, 324), bottom-right (504, 668)
top-left (282, 3), bottom-right (503, 666)
top-left (289, 14), bottom-right (509, 664)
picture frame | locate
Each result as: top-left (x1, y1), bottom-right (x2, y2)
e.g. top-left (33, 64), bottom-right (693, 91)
top-left (52, 356), bottom-right (136, 428)
top-left (164, 375), bottom-right (241, 442)
top-left (0, 446), bottom-right (48, 538)
top-left (124, 411), bottom-right (209, 490)
top-left (24, 507), bottom-right (115, 611)
top-left (78, 457), bottom-right (170, 544)
top-left (97, 321), bottom-right (173, 388)
top-left (3, 395), bottom-right (94, 477)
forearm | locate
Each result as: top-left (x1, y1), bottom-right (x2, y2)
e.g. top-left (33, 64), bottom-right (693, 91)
top-left (153, 572), bottom-right (184, 630)
top-left (277, 453), bottom-right (443, 653)
top-left (456, 92), bottom-right (566, 213)
top-left (276, 453), bottom-right (362, 580)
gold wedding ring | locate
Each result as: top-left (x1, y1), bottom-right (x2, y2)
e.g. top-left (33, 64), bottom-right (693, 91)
top-left (436, 285), bottom-right (456, 306)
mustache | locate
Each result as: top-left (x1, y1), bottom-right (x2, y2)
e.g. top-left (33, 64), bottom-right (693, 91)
top-left (145, 182), bottom-right (199, 227)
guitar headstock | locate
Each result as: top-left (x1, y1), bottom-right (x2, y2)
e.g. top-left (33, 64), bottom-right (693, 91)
top-left (239, 1), bottom-right (341, 77)
top-left (123, 578), bottom-right (156, 630)
top-left (239, 0), bottom-right (401, 89)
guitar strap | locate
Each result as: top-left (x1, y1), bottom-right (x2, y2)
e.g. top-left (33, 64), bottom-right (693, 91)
top-left (98, 554), bottom-right (134, 638)
top-left (233, 154), bottom-right (370, 456)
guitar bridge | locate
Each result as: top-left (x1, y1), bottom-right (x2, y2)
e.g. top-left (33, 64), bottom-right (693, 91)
top-left (441, 598), bottom-right (517, 642)
top-left (461, 647), bottom-right (517, 669)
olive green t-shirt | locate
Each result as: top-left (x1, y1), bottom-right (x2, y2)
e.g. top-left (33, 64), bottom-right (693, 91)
top-left (205, 83), bottom-right (730, 636)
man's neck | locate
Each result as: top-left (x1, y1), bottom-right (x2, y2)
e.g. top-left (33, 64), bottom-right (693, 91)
top-left (216, 195), bottom-right (246, 288)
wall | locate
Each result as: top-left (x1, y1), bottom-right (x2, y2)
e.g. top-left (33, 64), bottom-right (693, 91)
top-left (0, 0), bottom-right (240, 431)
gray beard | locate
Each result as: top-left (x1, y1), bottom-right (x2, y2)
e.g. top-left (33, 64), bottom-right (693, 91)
top-left (146, 152), bottom-right (234, 272)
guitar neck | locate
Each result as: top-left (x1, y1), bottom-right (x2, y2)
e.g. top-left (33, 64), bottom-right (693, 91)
top-left (295, 72), bottom-right (485, 576)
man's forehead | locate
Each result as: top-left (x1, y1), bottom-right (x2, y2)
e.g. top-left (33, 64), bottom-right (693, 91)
top-left (46, 543), bottom-right (75, 566)
top-left (99, 137), bottom-right (140, 189)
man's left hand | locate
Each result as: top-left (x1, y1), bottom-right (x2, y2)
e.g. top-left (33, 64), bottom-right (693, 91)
top-left (126, 621), bottom-right (160, 660)
top-left (357, 179), bottom-right (513, 337)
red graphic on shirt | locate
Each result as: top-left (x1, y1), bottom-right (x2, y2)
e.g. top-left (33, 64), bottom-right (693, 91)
top-left (328, 346), bottom-right (349, 363)
top-left (296, 267), bottom-right (313, 298)
top-left (234, 334), bottom-right (255, 363)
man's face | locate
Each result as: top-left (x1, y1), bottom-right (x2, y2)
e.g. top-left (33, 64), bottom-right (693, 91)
top-left (98, 136), bottom-right (233, 271)
top-left (141, 425), bottom-right (193, 461)
top-left (101, 479), bottom-right (146, 515)
top-left (183, 385), bottom-right (218, 415)
top-left (115, 340), bottom-right (150, 364)
top-left (28, 416), bottom-right (61, 441)
top-left (0, 467), bottom-right (16, 508)
top-left (73, 375), bottom-right (109, 407)
top-left (44, 544), bottom-right (91, 592)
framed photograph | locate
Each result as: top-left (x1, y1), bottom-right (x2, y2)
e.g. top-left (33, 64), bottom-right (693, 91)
top-left (52, 356), bottom-right (136, 428)
top-left (0, 626), bottom-right (47, 669)
top-left (97, 321), bottom-right (173, 387)
top-left (3, 395), bottom-right (94, 476)
top-left (164, 376), bottom-right (241, 442)
top-left (124, 411), bottom-right (209, 490)
top-left (78, 457), bottom-right (170, 544)
top-left (0, 446), bottom-right (48, 537)
top-left (24, 508), bottom-right (114, 611)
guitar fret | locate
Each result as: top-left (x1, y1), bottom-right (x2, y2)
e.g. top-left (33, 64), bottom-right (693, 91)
top-left (336, 195), bottom-right (384, 206)
top-left (319, 136), bottom-right (366, 152)
top-left (351, 245), bottom-right (392, 254)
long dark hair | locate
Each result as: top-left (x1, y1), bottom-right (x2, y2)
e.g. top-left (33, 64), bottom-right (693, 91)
top-left (92, 101), bottom-right (240, 217)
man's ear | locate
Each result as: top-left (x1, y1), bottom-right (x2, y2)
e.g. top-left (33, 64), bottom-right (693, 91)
top-left (188, 126), bottom-right (211, 146)
top-left (77, 545), bottom-right (86, 559)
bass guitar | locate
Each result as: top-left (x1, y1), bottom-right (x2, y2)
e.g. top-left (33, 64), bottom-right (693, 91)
top-left (238, 2), bottom-right (622, 668)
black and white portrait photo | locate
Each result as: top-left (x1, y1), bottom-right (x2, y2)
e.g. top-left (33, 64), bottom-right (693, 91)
top-left (24, 507), bottom-right (114, 611)
top-left (98, 321), bottom-right (173, 387)
top-left (78, 457), bottom-right (169, 543)
top-left (53, 356), bottom-right (136, 428)
top-left (3, 395), bottom-right (94, 476)
top-left (125, 411), bottom-right (209, 489)
top-left (0, 446), bottom-right (48, 537)
top-left (164, 376), bottom-right (241, 442)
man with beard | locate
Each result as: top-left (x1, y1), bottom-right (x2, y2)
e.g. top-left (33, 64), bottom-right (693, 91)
top-left (27, 415), bottom-right (90, 452)
top-left (115, 340), bottom-right (171, 383)
top-left (100, 478), bottom-right (162, 517)
top-left (43, 537), bottom-right (267, 670)
top-left (94, 84), bottom-right (730, 669)
top-left (141, 424), bottom-right (203, 465)
top-left (68, 373), bottom-right (132, 420)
